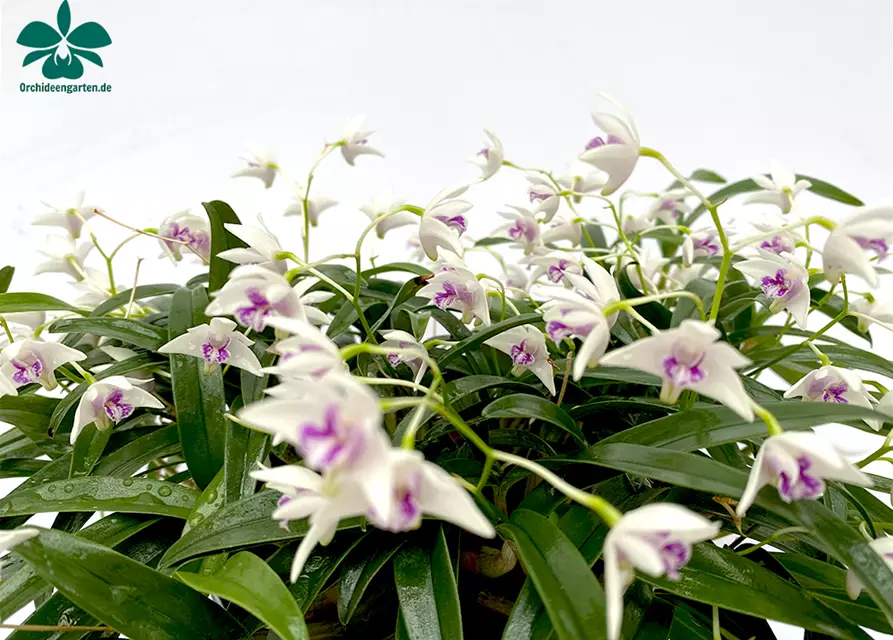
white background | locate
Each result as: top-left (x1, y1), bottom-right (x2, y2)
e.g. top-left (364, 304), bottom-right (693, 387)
top-left (1, 1), bottom-right (892, 638)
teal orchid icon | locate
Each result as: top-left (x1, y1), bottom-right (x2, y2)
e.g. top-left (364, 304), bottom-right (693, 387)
top-left (16, 0), bottom-right (111, 80)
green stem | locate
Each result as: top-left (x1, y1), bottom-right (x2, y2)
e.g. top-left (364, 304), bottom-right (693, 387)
top-left (0, 318), bottom-right (14, 344)
top-left (640, 147), bottom-right (730, 321)
top-left (296, 143), bottom-right (342, 261)
top-left (70, 362), bottom-right (97, 385)
top-left (602, 291), bottom-right (705, 321)
top-left (734, 527), bottom-right (811, 556)
top-left (751, 401), bottom-right (784, 436)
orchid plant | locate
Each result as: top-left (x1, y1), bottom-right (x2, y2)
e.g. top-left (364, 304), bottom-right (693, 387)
top-left (0, 95), bottom-right (891, 640)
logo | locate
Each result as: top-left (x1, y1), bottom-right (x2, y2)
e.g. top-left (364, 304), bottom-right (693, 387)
top-left (16, 0), bottom-right (111, 80)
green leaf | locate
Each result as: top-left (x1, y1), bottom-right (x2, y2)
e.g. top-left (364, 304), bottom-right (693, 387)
top-left (689, 169), bottom-right (727, 184)
top-left (268, 535), bottom-right (367, 613)
top-left (437, 313), bottom-right (541, 368)
top-left (338, 535), bottom-right (405, 624)
top-left (92, 283), bottom-right (178, 316)
top-left (47, 353), bottom-right (157, 438)
top-left (752, 344), bottom-right (893, 379)
top-left (14, 528), bottom-right (242, 640)
top-left (66, 21), bottom-right (112, 48)
top-left (371, 277), bottom-right (426, 332)
top-left (56, 0), bottom-right (71, 35)
top-left (203, 200), bottom-right (246, 292)
top-left (685, 176), bottom-right (862, 226)
top-left (490, 429), bottom-right (557, 455)
top-left (177, 551), bottom-right (309, 640)
top-left (159, 491), bottom-right (363, 567)
top-left (168, 286), bottom-right (226, 488)
top-left (49, 317), bottom-right (167, 350)
top-left (0, 459), bottom-right (46, 478)
top-left (668, 606), bottom-right (712, 639)
top-left (483, 394), bottom-right (586, 446)
top-left (0, 513), bottom-right (155, 621)
top-left (393, 528), bottom-right (463, 640)
top-left (0, 292), bottom-right (84, 315)
top-left (642, 543), bottom-right (872, 639)
top-left (497, 509), bottom-right (606, 640)
top-left (778, 553), bottom-right (892, 633)
top-left (0, 266), bottom-right (14, 293)
top-left (581, 223), bottom-right (608, 250)
top-left (68, 422), bottom-right (112, 477)
top-left (93, 423), bottom-right (181, 477)
top-left (0, 476), bottom-right (197, 519)
top-left (362, 262), bottom-right (432, 278)
top-left (617, 267), bottom-right (672, 329)
top-left (16, 21), bottom-right (62, 48)
top-left (596, 401), bottom-right (890, 452)
top-left (0, 394), bottom-right (67, 458)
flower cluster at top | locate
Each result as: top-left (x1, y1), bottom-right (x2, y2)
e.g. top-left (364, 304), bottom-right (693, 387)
top-left (10, 98), bottom-right (893, 640)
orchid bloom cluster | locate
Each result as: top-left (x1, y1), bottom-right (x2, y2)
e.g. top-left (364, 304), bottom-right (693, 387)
top-left (2, 99), bottom-right (891, 640)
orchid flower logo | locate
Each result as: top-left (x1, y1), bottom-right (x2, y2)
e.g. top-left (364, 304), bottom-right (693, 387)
top-left (16, 1), bottom-right (111, 80)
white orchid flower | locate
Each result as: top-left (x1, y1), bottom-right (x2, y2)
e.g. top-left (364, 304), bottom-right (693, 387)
top-left (218, 221), bottom-right (287, 274)
top-left (526, 174), bottom-right (561, 222)
top-left (503, 264), bottom-right (530, 294)
top-left (368, 448), bottom-right (495, 538)
top-left (681, 229), bottom-right (722, 268)
top-left (485, 325), bottom-right (555, 395)
top-left (845, 537), bottom-right (893, 600)
top-left (157, 210), bottom-right (211, 263)
top-left (579, 93), bottom-right (641, 195)
top-left (572, 256), bottom-right (621, 309)
top-left (556, 162), bottom-right (607, 201)
top-left (743, 219), bottom-right (800, 255)
top-left (339, 115), bottom-right (384, 166)
top-left (541, 214), bottom-right (583, 246)
top-left (240, 375), bottom-right (395, 519)
top-left (499, 206), bottom-right (541, 255)
top-left (0, 339), bottom-right (85, 394)
top-left (283, 190), bottom-right (338, 228)
top-left (604, 504), bottom-right (719, 640)
top-left (600, 320), bottom-right (754, 420)
top-left (418, 185), bottom-right (473, 260)
top-left (34, 234), bottom-right (93, 280)
top-left (619, 249), bottom-right (665, 295)
top-left (822, 205), bottom-right (893, 287)
top-left (3, 313), bottom-right (46, 340)
top-left (70, 267), bottom-right (111, 308)
top-left (647, 189), bottom-right (691, 226)
top-left (380, 330), bottom-right (428, 383)
top-left (71, 376), bottom-right (164, 443)
top-left (252, 464), bottom-right (369, 582)
top-left (526, 252), bottom-right (582, 286)
top-left (262, 316), bottom-right (345, 380)
top-left (0, 527), bottom-right (40, 552)
top-left (291, 277), bottom-right (335, 326)
top-left (418, 264), bottom-right (490, 326)
top-left (541, 287), bottom-right (612, 381)
top-left (621, 212), bottom-right (652, 236)
top-left (205, 265), bottom-right (305, 332)
top-left (851, 294), bottom-right (893, 332)
top-left (737, 431), bottom-right (871, 517)
top-left (360, 190), bottom-right (416, 239)
top-left (32, 190), bottom-right (97, 239)
top-left (158, 317), bottom-right (261, 376)
top-left (784, 365), bottom-right (878, 429)
top-left (743, 160), bottom-right (811, 214)
top-left (737, 251), bottom-right (810, 327)
top-left (233, 148), bottom-right (278, 189)
top-left (471, 130), bottom-right (504, 181)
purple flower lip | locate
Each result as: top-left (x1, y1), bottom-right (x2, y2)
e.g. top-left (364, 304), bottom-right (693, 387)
top-left (477, 148), bottom-right (490, 159)
top-left (11, 358), bottom-right (42, 386)
top-left (202, 336), bottom-right (231, 365)
top-left (760, 269), bottom-right (793, 299)
top-left (776, 455), bottom-right (824, 501)
top-left (546, 320), bottom-right (575, 342)
top-left (807, 377), bottom-right (849, 404)
top-left (508, 220), bottom-right (537, 244)
top-left (235, 287), bottom-right (273, 331)
top-left (760, 235), bottom-right (794, 254)
top-left (510, 339), bottom-right (536, 366)
top-left (693, 235), bottom-right (720, 256)
top-left (435, 214), bottom-right (468, 234)
top-left (297, 404), bottom-right (365, 469)
top-left (584, 134), bottom-right (624, 150)
top-left (662, 346), bottom-right (706, 389)
top-left (528, 189), bottom-right (552, 203)
top-left (433, 281), bottom-right (473, 309)
top-left (853, 236), bottom-right (889, 260)
top-left (102, 389), bottom-right (134, 423)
